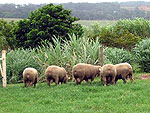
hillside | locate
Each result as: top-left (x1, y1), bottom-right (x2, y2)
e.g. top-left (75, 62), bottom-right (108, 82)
top-left (0, 1), bottom-right (150, 20)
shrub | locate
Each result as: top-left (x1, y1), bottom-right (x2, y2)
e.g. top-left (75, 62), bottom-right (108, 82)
top-left (104, 47), bottom-right (133, 64)
top-left (132, 38), bottom-right (150, 72)
top-left (6, 48), bottom-right (40, 83)
top-left (0, 19), bottom-right (16, 50)
top-left (87, 21), bottom-right (141, 50)
top-left (116, 18), bottom-right (150, 38)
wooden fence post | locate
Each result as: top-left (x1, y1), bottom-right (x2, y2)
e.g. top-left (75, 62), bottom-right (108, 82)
top-left (2, 50), bottom-right (7, 87)
top-left (100, 45), bottom-right (104, 67)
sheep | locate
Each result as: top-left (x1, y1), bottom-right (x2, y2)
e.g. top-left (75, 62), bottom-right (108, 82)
top-left (72, 63), bottom-right (101, 85)
top-left (100, 64), bottom-right (117, 86)
top-left (45, 65), bottom-right (68, 86)
top-left (115, 63), bottom-right (134, 84)
top-left (23, 67), bottom-right (38, 88)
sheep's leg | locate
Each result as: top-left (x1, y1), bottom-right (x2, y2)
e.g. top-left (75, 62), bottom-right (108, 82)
top-left (30, 81), bottom-right (33, 86)
top-left (47, 79), bottom-right (51, 86)
top-left (111, 76), bottom-right (116, 85)
top-left (122, 77), bottom-right (127, 84)
top-left (129, 73), bottom-right (134, 83)
top-left (85, 79), bottom-right (88, 84)
top-left (63, 77), bottom-right (67, 84)
top-left (77, 78), bottom-right (83, 85)
top-left (115, 77), bottom-right (118, 84)
top-left (55, 77), bottom-right (59, 86)
top-left (33, 78), bottom-right (37, 88)
top-left (102, 76), bottom-right (107, 86)
top-left (24, 80), bottom-right (27, 87)
top-left (90, 76), bottom-right (95, 84)
top-left (75, 78), bottom-right (79, 85)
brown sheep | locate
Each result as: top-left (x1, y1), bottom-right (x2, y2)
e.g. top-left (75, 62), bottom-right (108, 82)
top-left (45, 65), bottom-right (68, 86)
top-left (72, 63), bottom-right (101, 85)
top-left (115, 63), bottom-right (134, 84)
top-left (100, 64), bottom-right (116, 86)
top-left (23, 67), bottom-right (38, 88)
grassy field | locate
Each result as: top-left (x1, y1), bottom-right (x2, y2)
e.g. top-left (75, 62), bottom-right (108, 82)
top-left (0, 74), bottom-right (150, 113)
top-left (0, 18), bottom-right (22, 22)
top-left (75, 20), bottom-right (116, 27)
top-left (1, 18), bottom-right (116, 26)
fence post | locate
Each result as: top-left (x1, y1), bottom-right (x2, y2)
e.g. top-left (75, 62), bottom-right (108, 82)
top-left (100, 45), bottom-right (104, 67)
top-left (2, 50), bottom-right (7, 87)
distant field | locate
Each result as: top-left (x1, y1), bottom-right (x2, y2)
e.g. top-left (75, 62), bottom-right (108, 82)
top-left (0, 18), bottom-right (22, 22)
top-left (1, 18), bottom-right (116, 26)
top-left (75, 20), bottom-right (116, 27)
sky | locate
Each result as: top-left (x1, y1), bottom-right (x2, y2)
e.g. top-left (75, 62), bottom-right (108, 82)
top-left (0, 0), bottom-right (150, 5)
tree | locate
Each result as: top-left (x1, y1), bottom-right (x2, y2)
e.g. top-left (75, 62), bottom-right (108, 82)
top-left (0, 19), bottom-right (16, 50)
top-left (13, 4), bottom-right (83, 48)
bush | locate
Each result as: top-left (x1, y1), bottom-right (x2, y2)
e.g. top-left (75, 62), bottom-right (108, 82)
top-left (0, 19), bottom-right (16, 50)
top-left (104, 47), bottom-right (133, 64)
top-left (6, 48), bottom-right (40, 83)
top-left (116, 18), bottom-right (150, 38)
top-left (87, 21), bottom-right (141, 50)
top-left (132, 38), bottom-right (150, 72)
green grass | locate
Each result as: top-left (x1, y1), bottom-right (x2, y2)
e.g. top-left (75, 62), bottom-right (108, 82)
top-left (0, 18), bottom-right (22, 22)
top-left (0, 76), bottom-right (150, 113)
top-left (1, 18), bottom-right (116, 26)
top-left (75, 20), bottom-right (116, 27)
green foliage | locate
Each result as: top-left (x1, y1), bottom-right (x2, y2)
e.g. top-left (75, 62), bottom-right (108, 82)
top-left (13, 4), bottom-right (83, 48)
top-left (132, 39), bottom-right (150, 72)
top-left (34, 35), bottom-right (107, 80)
top-left (116, 18), bottom-right (150, 38)
top-left (0, 19), bottom-right (16, 50)
top-left (1, 79), bottom-right (150, 113)
top-left (6, 48), bottom-right (40, 83)
top-left (88, 21), bottom-right (141, 50)
top-left (6, 35), bottom-right (110, 82)
top-left (104, 47), bottom-right (133, 64)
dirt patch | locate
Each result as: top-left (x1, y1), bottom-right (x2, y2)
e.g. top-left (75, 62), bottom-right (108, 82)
top-left (139, 74), bottom-right (150, 80)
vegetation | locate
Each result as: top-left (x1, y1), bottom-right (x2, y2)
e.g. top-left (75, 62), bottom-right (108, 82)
top-left (87, 19), bottom-right (144, 50)
top-left (132, 39), bottom-right (150, 72)
top-left (13, 4), bottom-right (83, 48)
top-left (0, 3), bottom-right (150, 113)
top-left (0, 4), bottom-right (149, 83)
top-left (3, 35), bottom-right (149, 83)
top-left (1, 2), bottom-right (150, 20)
top-left (0, 19), bottom-right (16, 50)
top-left (0, 78), bottom-right (150, 113)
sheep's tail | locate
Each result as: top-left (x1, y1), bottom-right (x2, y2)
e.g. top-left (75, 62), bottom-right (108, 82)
top-left (27, 75), bottom-right (30, 78)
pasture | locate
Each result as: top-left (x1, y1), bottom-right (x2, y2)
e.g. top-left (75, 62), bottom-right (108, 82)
top-left (0, 74), bottom-right (150, 113)
top-left (74, 20), bottom-right (116, 27)
top-left (2, 18), bottom-right (116, 26)
top-left (0, 18), bottom-right (22, 22)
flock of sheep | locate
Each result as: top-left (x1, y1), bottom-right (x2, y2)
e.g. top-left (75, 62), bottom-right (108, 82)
top-left (23, 63), bottom-right (134, 88)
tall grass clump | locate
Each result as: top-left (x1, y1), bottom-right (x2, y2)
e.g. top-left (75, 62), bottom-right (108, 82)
top-left (6, 48), bottom-right (40, 83)
top-left (115, 18), bottom-right (150, 38)
top-left (104, 47), bottom-right (133, 64)
top-left (132, 38), bottom-right (150, 72)
top-left (34, 35), bottom-right (111, 80)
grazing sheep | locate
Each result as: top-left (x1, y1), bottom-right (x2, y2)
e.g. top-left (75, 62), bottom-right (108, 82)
top-left (23, 67), bottom-right (38, 88)
top-left (45, 65), bottom-right (68, 86)
top-left (115, 63), bottom-right (134, 84)
top-left (72, 63), bottom-right (101, 85)
top-left (100, 64), bottom-right (116, 86)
